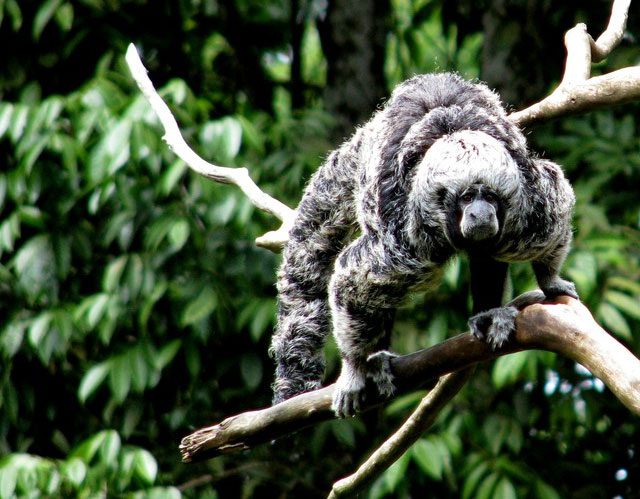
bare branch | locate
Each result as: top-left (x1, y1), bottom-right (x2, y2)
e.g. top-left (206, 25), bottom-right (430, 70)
top-left (592, 0), bottom-right (632, 61)
top-left (510, 0), bottom-right (637, 126)
top-left (124, 44), bottom-right (295, 250)
top-left (328, 369), bottom-right (473, 499)
top-left (509, 67), bottom-right (640, 125)
top-left (179, 297), bottom-right (640, 463)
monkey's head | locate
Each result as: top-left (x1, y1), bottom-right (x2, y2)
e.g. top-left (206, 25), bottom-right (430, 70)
top-left (456, 184), bottom-right (501, 244)
top-left (407, 129), bottom-right (525, 251)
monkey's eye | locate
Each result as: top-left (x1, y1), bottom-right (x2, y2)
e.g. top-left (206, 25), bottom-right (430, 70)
top-left (484, 192), bottom-right (497, 203)
top-left (461, 193), bottom-right (474, 203)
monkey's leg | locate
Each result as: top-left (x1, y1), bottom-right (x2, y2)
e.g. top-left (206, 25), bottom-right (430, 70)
top-left (467, 256), bottom-right (517, 349)
top-left (532, 244), bottom-right (578, 300)
top-left (328, 237), bottom-right (415, 417)
top-left (270, 153), bottom-right (358, 404)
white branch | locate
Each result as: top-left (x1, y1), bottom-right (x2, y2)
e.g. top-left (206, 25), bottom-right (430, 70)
top-left (510, 0), bottom-right (638, 126)
top-left (124, 44), bottom-right (295, 250)
top-left (592, 0), bottom-right (632, 61)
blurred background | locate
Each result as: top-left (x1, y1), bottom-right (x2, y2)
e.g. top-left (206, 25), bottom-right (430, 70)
top-left (0, 0), bottom-right (639, 497)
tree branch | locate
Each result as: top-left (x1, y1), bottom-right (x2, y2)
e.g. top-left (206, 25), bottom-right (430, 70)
top-left (179, 296), bottom-right (640, 463)
top-left (124, 44), bottom-right (295, 251)
top-left (510, 0), bottom-right (637, 126)
top-left (328, 369), bottom-right (473, 499)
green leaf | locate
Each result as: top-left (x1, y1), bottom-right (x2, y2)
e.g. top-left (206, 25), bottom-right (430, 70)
top-left (28, 313), bottom-right (52, 349)
top-left (129, 346), bottom-right (150, 393)
top-left (17, 206), bottom-right (44, 228)
top-left (0, 103), bottom-right (14, 138)
top-left (125, 255), bottom-right (144, 299)
top-left (139, 487), bottom-right (182, 499)
top-left (33, 0), bottom-right (62, 40)
top-left (159, 160), bottom-right (187, 196)
top-left (494, 477), bottom-right (517, 499)
top-left (139, 280), bottom-right (168, 331)
top-left (0, 465), bottom-right (17, 499)
top-left (329, 421), bottom-right (356, 448)
top-left (78, 362), bottom-right (110, 403)
top-left (483, 415), bottom-right (508, 455)
top-left (199, 116), bottom-right (243, 162)
top-left (476, 472), bottom-right (500, 499)
top-left (1, 321), bottom-right (26, 357)
top-left (383, 453), bottom-right (410, 493)
top-left (505, 420), bottom-right (523, 453)
top-left (60, 458), bottom-right (86, 487)
top-left (54, 2), bottom-right (73, 31)
top-left (604, 290), bottom-right (640, 320)
top-left (70, 431), bottom-right (107, 462)
top-left (8, 104), bottom-right (28, 141)
top-left (133, 449), bottom-right (157, 485)
top-left (99, 430), bottom-right (121, 465)
top-left (180, 287), bottom-right (217, 327)
top-left (598, 302), bottom-right (632, 340)
top-left (102, 256), bottom-right (127, 292)
top-left (0, 212), bottom-right (20, 254)
top-left (155, 339), bottom-right (181, 370)
top-left (566, 251), bottom-right (598, 296)
top-left (535, 479), bottom-right (562, 499)
top-left (250, 300), bottom-right (275, 342)
top-left (462, 461), bottom-right (489, 499)
top-left (11, 234), bottom-right (57, 304)
top-left (75, 293), bottom-right (110, 330)
top-left (240, 353), bottom-right (263, 390)
top-left (109, 354), bottom-right (131, 403)
top-left (412, 438), bottom-right (444, 479)
top-left (168, 219), bottom-right (190, 251)
top-left (88, 120), bottom-right (132, 184)
top-left (492, 351), bottom-right (531, 388)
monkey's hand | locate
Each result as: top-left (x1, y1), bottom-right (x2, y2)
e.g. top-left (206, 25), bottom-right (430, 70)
top-left (468, 306), bottom-right (519, 349)
top-left (541, 277), bottom-right (578, 300)
top-left (332, 352), bottom-right (397, 418)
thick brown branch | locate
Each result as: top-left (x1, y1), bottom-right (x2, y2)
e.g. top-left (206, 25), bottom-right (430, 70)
top-left (179, 297), bottom-right (640, 463)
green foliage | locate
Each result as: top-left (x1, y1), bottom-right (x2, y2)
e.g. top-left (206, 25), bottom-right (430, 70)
top-left (0, 430), bottom-right (177, 496)
top-left (386, 0), bottom-right (483, 86)
top-left (0, 0), bottom-right (638, 497)
top-left (536, 111), bottom-right (640, 343)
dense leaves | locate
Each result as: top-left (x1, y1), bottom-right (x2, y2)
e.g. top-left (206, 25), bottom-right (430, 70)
top-left (0, 0), bottom-right (639, 497)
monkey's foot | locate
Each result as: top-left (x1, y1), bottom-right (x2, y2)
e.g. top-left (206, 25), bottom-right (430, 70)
top-left (469, 306), bottom-right (518, 349)
top-left (366, 350), bottom-right (398, 398)
top-left (332, 365), bottom-right (367, 418)
top-left (541, 278), bottom-right (578, 300)
top-left (331, 353), bottom-right (398, 418)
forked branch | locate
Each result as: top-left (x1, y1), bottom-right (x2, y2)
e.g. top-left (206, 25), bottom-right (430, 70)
top-left (125, 45), bottom-right (294, 251)
top-left (179, 296), bottom-right (640, 464)
top-left (509, 0), bottom-right (638, 125)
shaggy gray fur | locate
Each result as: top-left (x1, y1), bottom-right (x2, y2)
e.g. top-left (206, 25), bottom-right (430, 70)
top-left (269, 73), bottom-right (576, 417)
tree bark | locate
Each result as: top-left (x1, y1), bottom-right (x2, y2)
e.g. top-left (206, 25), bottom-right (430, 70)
top-left (317, 0), bottom-right (389, 139)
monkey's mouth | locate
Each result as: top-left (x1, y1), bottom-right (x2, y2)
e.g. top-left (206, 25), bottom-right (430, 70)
top-left (460, 221), bottom-right (499, 242)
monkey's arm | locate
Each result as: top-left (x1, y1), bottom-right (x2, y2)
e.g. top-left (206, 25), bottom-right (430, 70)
top-left (532, 243), bottom-right (578, 300)
top-left (467, 255), bottom-right (517, 349)
top-left (327, 236), bottom-right (423, 417)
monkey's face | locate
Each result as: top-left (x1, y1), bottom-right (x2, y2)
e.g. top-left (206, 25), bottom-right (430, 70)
top-left (457, 184), bottom-right (501, 243)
